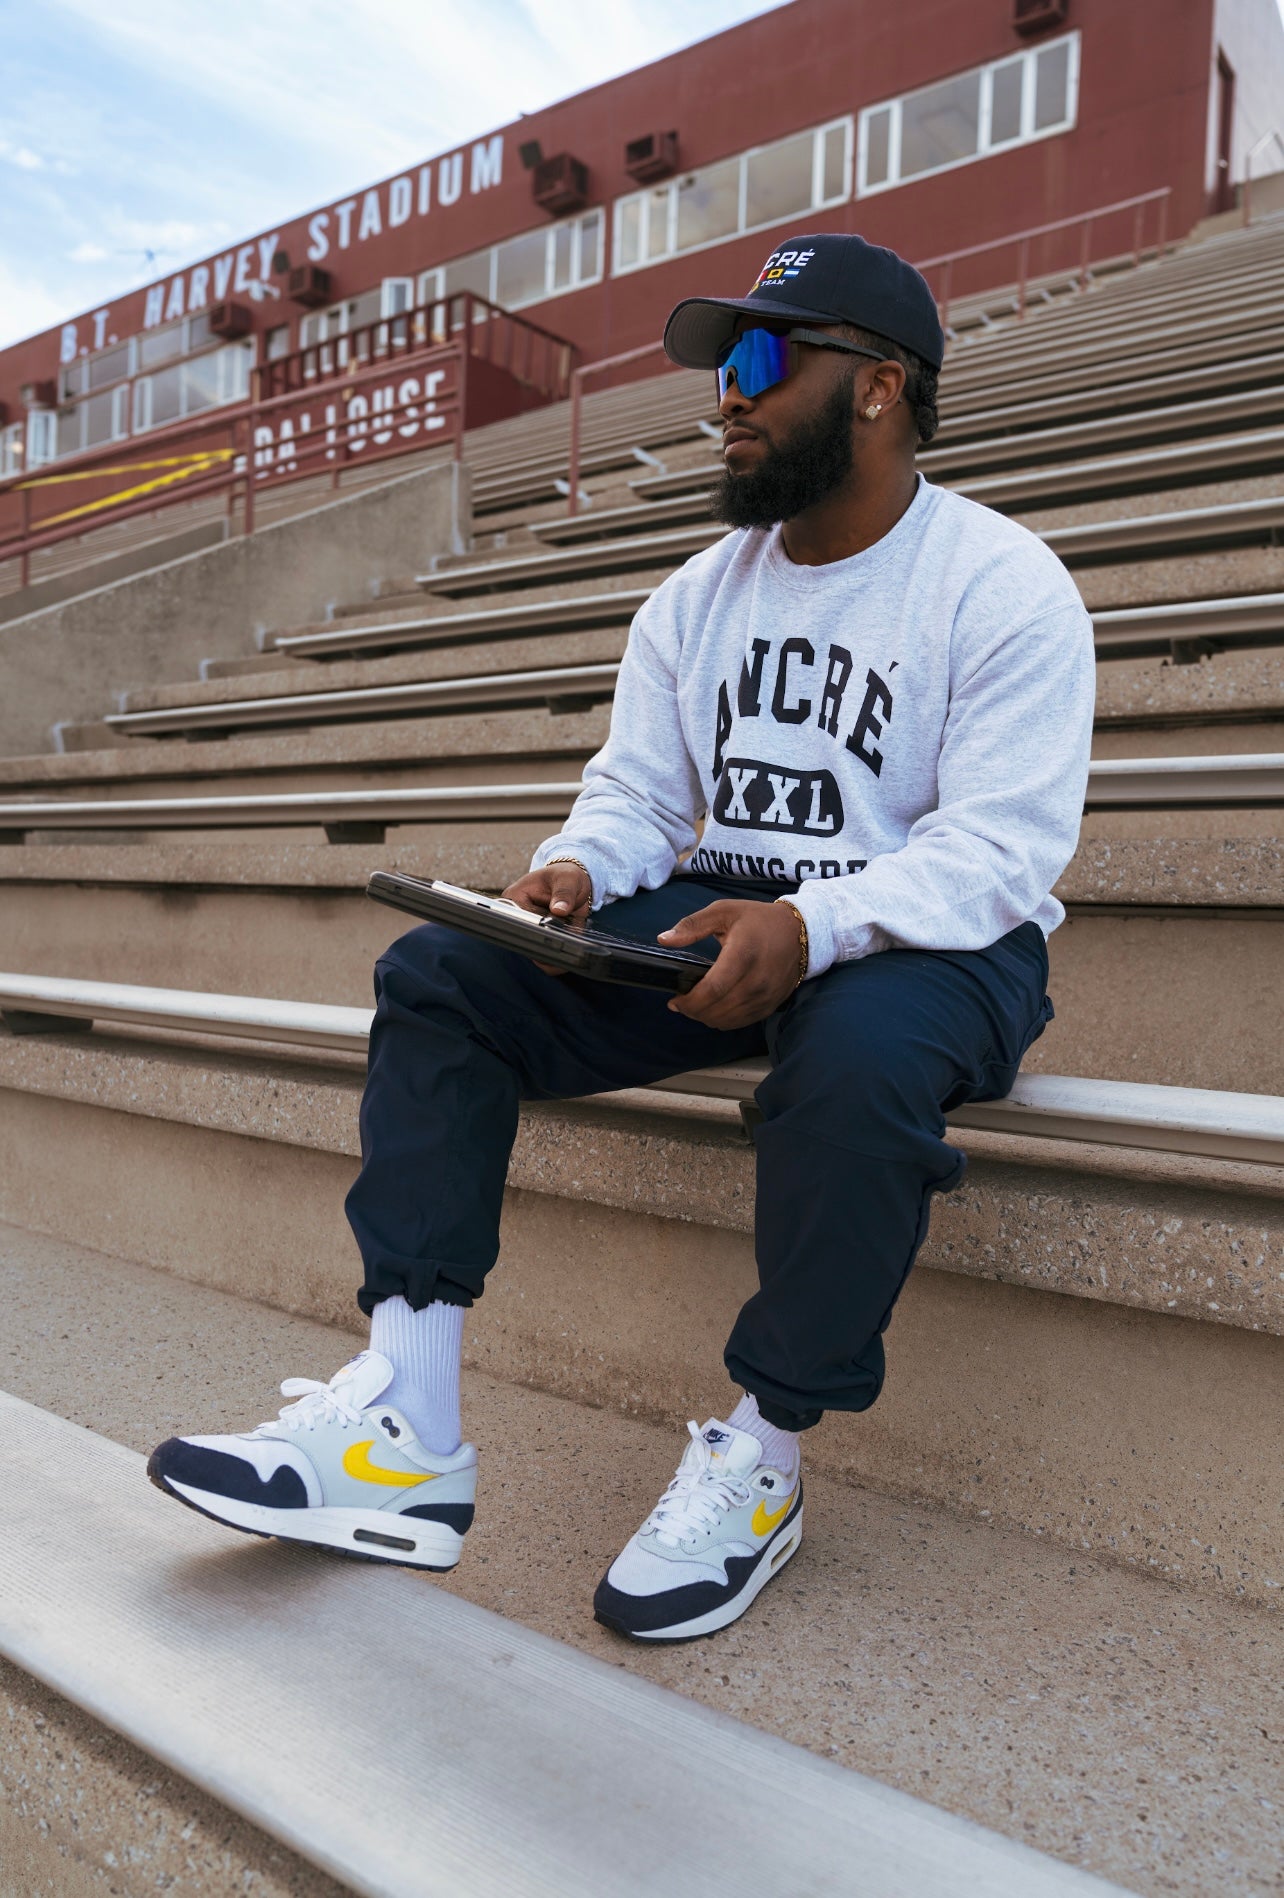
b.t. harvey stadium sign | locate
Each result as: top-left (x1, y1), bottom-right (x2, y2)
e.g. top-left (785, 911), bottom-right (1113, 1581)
top-left (56, 134), bottom-right (505, 365)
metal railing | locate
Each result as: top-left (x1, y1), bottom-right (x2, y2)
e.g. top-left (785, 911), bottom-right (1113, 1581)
top-left (0, 294), bottom-right (576, 588)
top-left (564, 192), bottom-right (1176, 511)
top-left (2, 971), bottom-right (1281, 1166)
top-left (259, 292), bottom-right (575, 405)
top-left (565, 340), bottom-right (676, 517)
top-left (918, 188), bottom-right (1172, 330)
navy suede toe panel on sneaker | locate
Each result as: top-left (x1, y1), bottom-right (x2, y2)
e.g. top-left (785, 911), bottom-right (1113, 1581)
top-left (594, 1547), bottom-right (766, 1634)
top-left (149, 1439), bottom-right (309, 1509)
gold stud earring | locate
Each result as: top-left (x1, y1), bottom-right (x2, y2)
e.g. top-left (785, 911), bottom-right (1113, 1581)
top-left (864, 403), bottom-right (882, 419)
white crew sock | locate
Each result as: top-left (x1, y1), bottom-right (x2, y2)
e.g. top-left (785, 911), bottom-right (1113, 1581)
top-left (369, 1295), bottom-right (464, 1455)
top-left (727, 1391), bottom-right (801, 1477)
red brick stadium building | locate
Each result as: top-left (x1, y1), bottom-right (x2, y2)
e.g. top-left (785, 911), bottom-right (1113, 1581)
top-left (2, 0), bottom-right (1281, 486)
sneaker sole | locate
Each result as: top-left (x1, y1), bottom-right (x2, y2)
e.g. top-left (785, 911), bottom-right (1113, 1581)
top-left (595, 1507), bottom-right (803, 1643)
top-left (149, 1468), bottom-right (466, 1572)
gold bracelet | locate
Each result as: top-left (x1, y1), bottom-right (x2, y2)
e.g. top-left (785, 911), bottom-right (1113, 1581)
top-left (777, 899), bottom-right (809, 989)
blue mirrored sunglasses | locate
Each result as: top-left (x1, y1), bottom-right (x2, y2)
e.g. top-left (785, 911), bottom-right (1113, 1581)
top-left (715, 325), bottom-right (887, 400)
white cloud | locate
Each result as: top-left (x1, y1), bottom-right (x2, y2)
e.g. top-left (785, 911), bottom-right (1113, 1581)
top-left (0, 0), bottom-right (788, 346)
top-left (0, 257), bottom-right (72, 349)
top-left (9, 146), bottom-right (45, 170)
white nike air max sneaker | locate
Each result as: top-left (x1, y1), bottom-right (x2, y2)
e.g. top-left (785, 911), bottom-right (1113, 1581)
top-left (594, 1418), bottom-right (803, 1641)
top-left (147, 1350), bottom-right (476, 1572)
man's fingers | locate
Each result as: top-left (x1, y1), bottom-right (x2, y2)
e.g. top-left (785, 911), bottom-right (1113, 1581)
top-left (657, 902), bottom-right (728, 946)
top-left (547, 865), bottom-right (590, 916)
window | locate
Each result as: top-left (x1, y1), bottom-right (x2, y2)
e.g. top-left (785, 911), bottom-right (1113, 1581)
top-left (857, 33), bottom-right (1079, 194)
top-left (613, 119), bottom-right (851, 274)
top-left (133, 342), bottom-right (251, 433)
top-left (25, 410), bottom-right (57, 469)
top-left (1, 422), bottom-right (23, 477)
top-left (50, 384), bottom-right (129, 458)
top-left (266, 324), bottom-right (291, 361)
top-left (415, 209), bottom-right (604, 319)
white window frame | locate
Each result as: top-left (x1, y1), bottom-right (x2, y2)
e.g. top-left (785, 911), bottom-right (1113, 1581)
top-left (131, 342), bottom-right (252, 435)
top-left (2, 420), bottom-right (26, 477)
top-left (857, 31), bottom-right (1081, 196)
top-left (25, 409), bottom-right (57, 469)
top-left (413, 209), bottom-right (604, 324)
top-left (612, 118), bottom-right (853, 277)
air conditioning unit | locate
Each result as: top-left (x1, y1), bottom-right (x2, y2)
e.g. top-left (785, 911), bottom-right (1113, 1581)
top-left (20, 380), bottom-right (56, 409)
top-left (209, 301), bottom-right (253, 340)
top-left (532, 154), bottom-right (590, 215)
top-left (288, 266), bottom-right (332, 308)
top-left (624, 131), bottom-right (678, 183)
top-left (1013, 0), bottom-right (1069, 32)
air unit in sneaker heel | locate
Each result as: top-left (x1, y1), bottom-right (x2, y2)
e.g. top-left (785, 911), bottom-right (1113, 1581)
top-left (147, 1350), bottom-right (476, 1573)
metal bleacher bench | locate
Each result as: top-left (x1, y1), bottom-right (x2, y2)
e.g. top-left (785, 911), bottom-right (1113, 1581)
top-left (0, 755), bottom-right (1279, 844)
top-left (2, 973), bottom-right (1281, 1168)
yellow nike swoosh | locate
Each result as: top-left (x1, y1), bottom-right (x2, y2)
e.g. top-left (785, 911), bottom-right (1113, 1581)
top-left (752, 1490), bottom-right (795, 1537)
top-left (341, 1439), bottom-right (436, 1488)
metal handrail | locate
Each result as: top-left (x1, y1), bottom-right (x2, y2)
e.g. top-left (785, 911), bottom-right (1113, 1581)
top-left (1, 292), bottom-right (577, 586)
top-left (3, 971), bottom-right (1281, 1165)
top-left (917, 188), bottom-right (1172, 328)
top-left (564, 191), bottom-right (1176, 512)
top-left (565, 341), bottom-right (677, 517)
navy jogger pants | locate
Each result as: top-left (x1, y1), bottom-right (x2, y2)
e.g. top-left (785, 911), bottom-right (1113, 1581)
top-left (344, 877), bottom-right (1054, 1431)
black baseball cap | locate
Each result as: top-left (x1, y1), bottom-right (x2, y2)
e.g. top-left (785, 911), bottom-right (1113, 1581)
top-left (663, 232), bottom-right (945, 374)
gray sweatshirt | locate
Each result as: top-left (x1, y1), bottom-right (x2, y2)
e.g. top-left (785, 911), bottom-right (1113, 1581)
top-left (532, 476), bottom-right (1096, 978)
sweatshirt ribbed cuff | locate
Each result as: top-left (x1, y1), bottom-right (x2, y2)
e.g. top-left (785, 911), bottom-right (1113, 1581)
top-left (530, 838), bottom-right (605, 908)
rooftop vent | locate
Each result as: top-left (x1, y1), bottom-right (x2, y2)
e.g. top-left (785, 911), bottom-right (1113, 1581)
top-left (624, 132), bottom-right (678, 183)
top-left (532, 153), bottom-right (590, 216)
top-left (288, 266), bottom-right (332, 308)
top-left (1013, 0), bottom-right (1069, 33)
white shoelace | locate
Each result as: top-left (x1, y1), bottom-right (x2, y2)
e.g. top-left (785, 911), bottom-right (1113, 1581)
top-left (644, 1421), bottom-right (753, 1549)
top-left (253, 1374), bottom-right (364, 1435)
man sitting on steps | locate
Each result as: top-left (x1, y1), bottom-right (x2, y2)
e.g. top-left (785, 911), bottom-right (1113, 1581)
top-left (148, 232), bottom-right (1096, 1643)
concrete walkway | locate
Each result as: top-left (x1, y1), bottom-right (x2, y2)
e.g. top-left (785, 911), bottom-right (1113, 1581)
top-left (4, 1220), bottom-right (1280, 1897)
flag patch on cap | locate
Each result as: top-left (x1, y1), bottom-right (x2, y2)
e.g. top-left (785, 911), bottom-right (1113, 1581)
top-left (751, 247), bottom-right (815, 290)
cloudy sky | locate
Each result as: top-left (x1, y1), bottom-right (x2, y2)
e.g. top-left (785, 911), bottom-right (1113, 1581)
top-left (0, 0), bottom-right (788, 349)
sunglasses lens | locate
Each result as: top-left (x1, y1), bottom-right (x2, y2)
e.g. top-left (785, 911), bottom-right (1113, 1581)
top-left (716, 328), bottom-right (791, 399)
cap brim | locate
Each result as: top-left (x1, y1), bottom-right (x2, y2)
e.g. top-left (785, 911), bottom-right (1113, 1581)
top-left (663, 295), bottom-right (846, 370)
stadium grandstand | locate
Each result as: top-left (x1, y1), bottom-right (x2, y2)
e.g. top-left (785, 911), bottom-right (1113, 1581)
top-left (1, 0), bottom-right (1283, 1893)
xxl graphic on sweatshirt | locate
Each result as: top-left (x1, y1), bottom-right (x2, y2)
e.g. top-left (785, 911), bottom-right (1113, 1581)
top-left (711, 639), bottom-right (896, 835)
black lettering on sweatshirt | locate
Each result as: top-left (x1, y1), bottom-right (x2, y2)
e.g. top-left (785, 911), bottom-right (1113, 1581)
top-left (712, 757), bottom-right (844, 835)
top-left (844, 667), bottom-right (894, 777)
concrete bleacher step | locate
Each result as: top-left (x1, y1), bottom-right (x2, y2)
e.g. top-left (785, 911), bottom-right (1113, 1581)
top-left (21, 1226), bottom-right (1280, 1897)
top-left (0, 1389), bottom-right (1130, 1898)
top-left (0, 756), bottom-right (1277, 851)
top-left (1, 1010), bottom-right (1281, 1590)
top-left (0, 825), bottom-right (1278, 1092)
top-left (94, 600), bottom-right (1284, 738)
top-left (421, 493), bottom-right (1284, 597)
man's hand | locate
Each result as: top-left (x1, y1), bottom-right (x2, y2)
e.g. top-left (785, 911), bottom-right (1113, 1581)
top-left (500, 862), bottom-right (593, 975)
top-left (660, 900), bottom-right (803, 1030)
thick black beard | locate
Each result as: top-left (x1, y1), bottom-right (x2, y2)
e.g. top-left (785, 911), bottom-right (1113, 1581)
top-left (710, 371), bottom-right (856, 529)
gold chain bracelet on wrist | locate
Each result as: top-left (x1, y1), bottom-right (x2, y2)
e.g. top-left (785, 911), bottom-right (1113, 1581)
top-left (777, 899), bottom-right (810, 989)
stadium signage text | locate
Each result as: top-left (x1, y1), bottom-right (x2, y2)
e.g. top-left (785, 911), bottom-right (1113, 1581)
top-left (57, 135), bottom-right (505, 364)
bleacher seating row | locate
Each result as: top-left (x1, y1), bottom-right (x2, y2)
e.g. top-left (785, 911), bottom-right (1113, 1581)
top-left (1, 209), bottom-right (1282, 1894)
